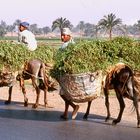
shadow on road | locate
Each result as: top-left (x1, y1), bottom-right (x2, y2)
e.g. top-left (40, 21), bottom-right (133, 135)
top-left (0, 99), bottom-right (109, 124)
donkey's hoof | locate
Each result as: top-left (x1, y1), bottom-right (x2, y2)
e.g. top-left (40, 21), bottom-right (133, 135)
top-left (105, 117), bottom-right (110, 122)
top-left (24, 102), bottom-right (28, 107)
top-left (32, 104), bottom-right (38, 108)
top-left (5, 100), bottom-right (11, 105)
top-left (83, 114), bottom-right (88, 120)
top-left (44, 103), bottom-right (48, 108)
top-left (112, 119), bottom-right (119, 125)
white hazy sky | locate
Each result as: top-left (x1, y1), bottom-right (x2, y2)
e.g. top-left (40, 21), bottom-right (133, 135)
top-left (0, 0), bottom-right (139, 27)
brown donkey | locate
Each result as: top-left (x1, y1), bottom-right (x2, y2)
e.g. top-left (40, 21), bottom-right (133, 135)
top-left (103, 63), bottom-right (140, 127)
top-left (0, 72), bottom-right (15, 104)
top-left (16, 59), bottom-right (49, 108)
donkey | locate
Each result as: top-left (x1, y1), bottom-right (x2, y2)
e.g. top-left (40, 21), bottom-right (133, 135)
top-left (0, 72), bottom-right (15, 104)
top-left (16, 59), bottom-right (49, 108)
top-left (103, 63), bottom-right (140, 127)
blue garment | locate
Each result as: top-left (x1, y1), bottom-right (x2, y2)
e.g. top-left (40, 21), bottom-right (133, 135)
top-left (20, 22), bottom-right (30, 28)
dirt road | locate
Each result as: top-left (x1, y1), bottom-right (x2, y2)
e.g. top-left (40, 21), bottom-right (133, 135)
top-left (0, 83), bottom-right (140, 140)
top-left (0, 83), bottom-right (138, 125)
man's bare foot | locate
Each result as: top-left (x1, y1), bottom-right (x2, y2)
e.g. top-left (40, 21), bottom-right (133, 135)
top-left (72, 105), bottom-right (79, 119)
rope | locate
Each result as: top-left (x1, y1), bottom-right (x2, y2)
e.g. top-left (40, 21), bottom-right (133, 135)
top-left (23, 70), bottom-right (44, 80)
top-left (120, 74), bottom-right (130, 94)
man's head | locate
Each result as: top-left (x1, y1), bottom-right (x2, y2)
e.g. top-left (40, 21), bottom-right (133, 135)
top-left (19, 22), bottom-right (29, 32)
top-left (61, 28), bottom-right (72, 42)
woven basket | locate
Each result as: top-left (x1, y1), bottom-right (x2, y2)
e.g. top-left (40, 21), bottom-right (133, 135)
top-left (58, 71), bottom-right (103, 103)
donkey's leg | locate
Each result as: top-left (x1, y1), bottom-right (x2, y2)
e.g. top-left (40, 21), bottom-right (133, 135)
top-left (83, 101), bottom-right (92, 120)
top-left (104, 88), bottom-right (110, 122)
top-left (32, 78), bottom-right (40, 108)
top-left (44, 88), bottom-right (48, 107)
top-left (22, 87), bottom-right (28, 107)
top-left (133, 96), bottom-right (140, 128)
top-left (20, 78), bottom-right (28, 106)
top-left (43, 76), bottom-right (49, 107)
top-left (127, 77), bottom-right (140, 127)
top-left (112, 88), bottom-right (125, 125)
top-left (135, 102), bottom-right (140, 128)
top-left (5, 86), bottom-right (13, 104)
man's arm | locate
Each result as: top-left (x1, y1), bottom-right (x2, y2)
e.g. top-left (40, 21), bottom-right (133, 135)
top-left (21, 36), bottom-right (28, 44)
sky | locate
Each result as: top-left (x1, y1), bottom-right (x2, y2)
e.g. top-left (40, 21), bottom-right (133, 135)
top-left (0, 0), bottom-right (139, 27)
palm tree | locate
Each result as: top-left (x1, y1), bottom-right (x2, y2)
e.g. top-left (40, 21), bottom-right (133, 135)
top-left (7, 25), bottom-right (15, 36)
top-left (51, 17), bottom-right (72, 33)
top-left (98, 13), bottom-right (122, 40)
top-left (136, 20), bottom-right (140, 37)
top-left (30, 24), bottom-right (39, 35)
top-left (77, 21), bottom-right (85, 37)
top-left (94, 25), bottom-right (100, 39)
top-left (136, 20), bottom-right (140, 29)
top-left (0, 20), bottom-right (7, 37)
top-left (42, 26), bottom-right (51, 36)
top-left (13, 19), bottom-right (21, 26)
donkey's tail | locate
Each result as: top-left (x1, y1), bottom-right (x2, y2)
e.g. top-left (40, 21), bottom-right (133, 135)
top-left (38, 62), bottom-right (49, 90)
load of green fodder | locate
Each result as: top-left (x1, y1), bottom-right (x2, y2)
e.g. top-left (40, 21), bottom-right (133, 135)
top-left (0, 40), bottom-right (55, 72)
top-left (110, 37), bottom-right (140, 69)
top-left (51, 37), bottom-right (140, 80)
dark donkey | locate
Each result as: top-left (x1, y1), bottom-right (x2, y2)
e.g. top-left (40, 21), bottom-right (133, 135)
top-left (16, 59), bottom-right (49, 108)
top-left (103, 63), bottom-right (140, 127)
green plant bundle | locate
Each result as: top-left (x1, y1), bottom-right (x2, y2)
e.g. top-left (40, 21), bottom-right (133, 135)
top-left (0, 41), bottom-right (55, 72)
top-left (51, 37), bottom-right (140, 79)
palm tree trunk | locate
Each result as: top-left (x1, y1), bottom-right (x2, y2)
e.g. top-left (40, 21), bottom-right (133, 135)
top-left (109, 28), bottom-right (112, 40)
top-left (95, 26), bottom-right (98, 39)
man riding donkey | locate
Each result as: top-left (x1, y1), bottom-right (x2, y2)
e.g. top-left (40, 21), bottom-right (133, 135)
top-left (16, 21), bottom-right (50, 108)
top-left (0, 22), bottom-right (35, 105)
top-left (18, 21), bottom-right (37, 51)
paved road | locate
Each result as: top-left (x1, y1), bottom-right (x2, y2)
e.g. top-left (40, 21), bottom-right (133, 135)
top-left (0, 101), bottom-right (140, 140)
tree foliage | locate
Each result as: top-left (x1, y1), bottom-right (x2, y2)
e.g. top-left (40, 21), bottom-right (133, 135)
top-left (51, 17), bottom-right (73, 33)
top-left (98, 13), bottom-right (122, 40)
top-left (0, 20), bottom-right (7, 37)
